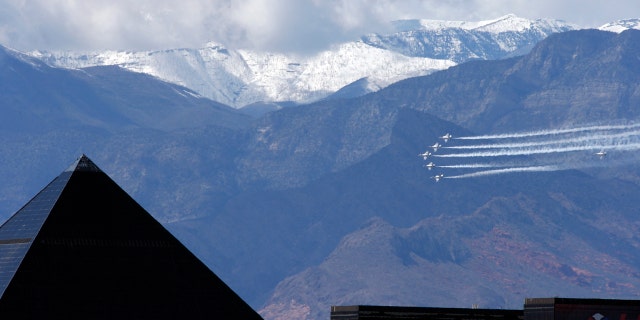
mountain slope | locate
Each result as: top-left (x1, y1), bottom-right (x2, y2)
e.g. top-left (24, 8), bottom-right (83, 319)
top-left (0, 44), bottom-right (251, 222)
top-left (364, 29), bottom-right (640, 133)
top-left (169, 108), bottom-right (483, 306)
top-left (0, 46), bottom-right (249, 134)
top-left (264, 174), bottom-right (640, 320)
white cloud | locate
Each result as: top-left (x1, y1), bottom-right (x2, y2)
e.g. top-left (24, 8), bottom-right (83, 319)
top-left (0, 0), bottom-right (638, 53)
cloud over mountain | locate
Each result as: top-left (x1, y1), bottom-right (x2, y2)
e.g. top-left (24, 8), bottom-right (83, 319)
top-left (1, 0), bottom-right (639, 53)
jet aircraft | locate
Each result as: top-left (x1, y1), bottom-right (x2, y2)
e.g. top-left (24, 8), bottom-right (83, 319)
top-left (418, 151), bottom-right (432, 160)
top-left (595, 150), bottom-right (607, 159)
top-left (431, 142), bottom-right (442, 152)
top-left (432, 173), bottom-right (444, 182)
top-left (424, 162), bottom-right (436, 170)
top-left (440, 133), bottom-right (452, 143)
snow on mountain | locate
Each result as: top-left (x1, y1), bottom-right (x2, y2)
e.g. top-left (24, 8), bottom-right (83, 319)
top-left (30, 14), bottom-right (577, 108)
top-left (31, 42), bottom-right (453, 108)
top-left (599, 18), bottom-right (640, 33)
top-left (31, 43), bottom-right (258, 108)
top-left (472, 14), bottom-right (573, 33)
top-left (244, 42), bottom-right (453, 102)
top-left (393, 13), bottom-right (565, 32)
top-left (363, 14), bottom-right (577, 62)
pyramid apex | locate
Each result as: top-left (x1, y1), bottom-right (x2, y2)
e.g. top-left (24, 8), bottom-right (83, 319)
top-left (0, 153), bottom-right (263, 318)
top-left (65, 154), bottom-right (101, 172)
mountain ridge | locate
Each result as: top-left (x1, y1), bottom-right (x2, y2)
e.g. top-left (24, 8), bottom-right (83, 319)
top-left (366, 14), bottom-right (576, 62)
top-left (28, 15), bottom-right (637, 110)
top-left (31, 40), bottom-right (454, 108)
top-left (360, 29), bottom-right (640, 134)
top-left (28, 14), bottom-right (578, 108)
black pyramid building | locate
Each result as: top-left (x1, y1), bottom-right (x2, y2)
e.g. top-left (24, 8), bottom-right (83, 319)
top-left (0, 155), bottom-right (263, 319)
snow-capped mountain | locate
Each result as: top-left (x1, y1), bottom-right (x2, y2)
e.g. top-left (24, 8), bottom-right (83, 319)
top-left (361, 14), bottom-right (577, 62)
top-left (31, 42), bottom-right (453, 108)
top-left (599, 18), bottom-right (640, 33)
top-left (30, 14), bottom-right (578, 108)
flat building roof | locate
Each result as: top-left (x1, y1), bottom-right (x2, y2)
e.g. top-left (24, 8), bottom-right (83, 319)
top-left (331, 305), bottom-right (524, 320)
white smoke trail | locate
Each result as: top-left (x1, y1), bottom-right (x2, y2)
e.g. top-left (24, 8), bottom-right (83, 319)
top-left (434, 142), bottom-right (640, 158)
top-left (439, 163), bottom-right (504, 169)
top-left (445, 165), bottom-right (560, 179)
top-left (455, 123), bottom-right (640, 140)
top-left (424, 122), bottom-right (640, 180)
top-left (445, 131), bottom-right (640, 150)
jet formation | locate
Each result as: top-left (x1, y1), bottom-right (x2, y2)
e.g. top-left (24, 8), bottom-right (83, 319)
top-left (418, 131), bottom-right (610, 182)
top-left (419, 133), bottom-right (453, 182)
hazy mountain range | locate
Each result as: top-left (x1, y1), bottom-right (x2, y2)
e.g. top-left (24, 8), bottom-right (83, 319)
top-left (29, 14), bottom-right (576, 109)
top-left (1, 16), bottom-right (640, 320)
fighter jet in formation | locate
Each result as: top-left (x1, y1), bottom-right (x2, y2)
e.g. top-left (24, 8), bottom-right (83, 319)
top-left (432, 173), bottom-right (444, 182)
top-left (440, 133), bottom-right (452, 143)
top-left (418, 151), bottom-right (432, 160)
top-left (424, 162), bottom-right (436, 170)
top-left (595, 150), bottom-right (607, 159)
top-left (431, 142), bottom-right (442, 152)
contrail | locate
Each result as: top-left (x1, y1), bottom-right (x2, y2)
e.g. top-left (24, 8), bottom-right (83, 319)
top-left (445, 131), bottom-right (640, 150)
top-left (424, 123), bottom-right (640, 180)
top-left (439, 163), bottom-right (505, 169)
top-left (455, 123), bottom-right (640, 140)
top-left (434, 142), bottom-right (640, 158)
top-left (445, 165), bottom-right (560, 179)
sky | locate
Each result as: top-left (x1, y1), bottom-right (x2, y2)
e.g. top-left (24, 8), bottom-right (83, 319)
top-left (1, 0), bottom-right (639, 54)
